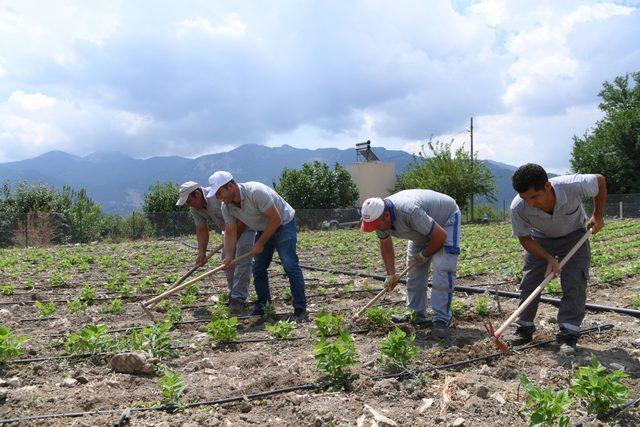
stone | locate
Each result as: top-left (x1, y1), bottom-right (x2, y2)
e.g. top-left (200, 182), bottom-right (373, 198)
top-left (418, 398), bottom-right (434, 413)
top-left (199, 358), bottom-right (215, 369)
top-left (74, 375), bottom-right (89, 384)
top-left (491, 392), bottom-right (506, 405)
top-left (474, 385), bottom-right (489, 399)
top-left (609, 362), bottom-right (625, 371)
top-left (478, 365), bottom-right (492, 376)
top-left (7, 377), bottom-right (20, 388)
top-left (632, 338), bottom-right (640, 348)
top-left (61, 377), bottom-right (77, 388)
top-left (0, 309), bottom-right (11, 319)
top-left (452, 417), bottom-right (465, 426)
top-left (365, 404), bottom-right (398, 426)
top-left (106, 379), bottom-right (120, 388)
top-left (109, 352), bottom-right (155, 375)
top-left (239, 402), bottom-right (252, 413)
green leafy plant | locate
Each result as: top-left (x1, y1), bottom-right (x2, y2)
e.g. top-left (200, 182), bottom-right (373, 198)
top-left (0, 326), bottom-right (28, 362)
top-left (209, 303), bottom-right (230, 321)
top-left (35, 300), bottom-right (57, 317)
top-left (450, 300), bottom-right (466, 316)
top-left (65, 324), bottom-right (113, 354)
top-left (379, 327), bottom-right (418, 371)
top-left (106, 272), bottom-right (128, 293)
top-left (66, 298), bottom-right (88, 315)
top-left (180, 284), bottom-right (199, 306)
top-left (217, 291), bottom-right (230, 304)
top-left (127, 322), bottom-right (177, 359)
top-left (473, 296), bottom-right (490, 315)
top-left (282, 286), bottom-right (292, 301)
top-left (137, 276), bottom-right (154, 292)
top-left (266, 320), bottom-right (295, 340)
top-left (570, 356), bottom-right (628, 414)
top-left (314, 330), bottom-right (359, 389)
top-left (366, 306), bottom-right (394, 328)
top-left (49, 272), bottom-right (68, 287)
top-left (120, 284), bottom-right (134, 298)
top-left (519, 373), bottom-right (572, 427)
top-left (100, 298), bottom-right (124, 315)
top-left (262, 302), bottom-right (277, 321)
top-left (157, 299), bottom-right (175, 313)
top-left (206, 316), bottom-right (238, 343)
top-left (546, 279), bottom-right (561, 296)
top-left (159, 368), bottom-right (186, 407)
top-left (633, 294), bottom-right (640, 310)
top-left (164, 306), bottom-right (182, 324)
top-left (317, 286), bottom-right (328, 295)
top-left (315, 311), bottom-right (345, 338)
top-left (0, 284), bottom-right (15, 296)
top-left (78, 284), bottom-right (97, 304)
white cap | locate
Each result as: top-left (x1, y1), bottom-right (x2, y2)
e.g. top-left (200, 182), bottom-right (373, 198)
top-left (207, 171), bottom-right (234, 198)
top-left (176, 181), bottom-right (200, 206)
top-left (360, 197), bottom-right (385, 232)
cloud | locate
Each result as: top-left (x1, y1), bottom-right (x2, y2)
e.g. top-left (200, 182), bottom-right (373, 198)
top-left (0, 0), bottom-right (638, 171)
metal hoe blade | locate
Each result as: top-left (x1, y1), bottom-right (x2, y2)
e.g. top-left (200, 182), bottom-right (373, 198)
top-left (485, 322), bottom-right (509, 353)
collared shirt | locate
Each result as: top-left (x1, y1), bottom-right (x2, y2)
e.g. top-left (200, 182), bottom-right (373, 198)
top-left (510, 174), bottom-right (599, 238)
top-left (375, 189), bottom-right (459, 242)
top-left (221, 182), bottom-right (295, 231)
top-left (190, 188), bottom-right (225, 231)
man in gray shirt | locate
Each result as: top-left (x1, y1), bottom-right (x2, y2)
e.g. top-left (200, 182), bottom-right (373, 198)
top-left (360, 190), bottom-right (461, 338)
top-left (207, 171), bottom-right (307, 322)
top-left (509, 163), bottom-right (606, 353)
top-left (176, 181), bottom-right (255, 313)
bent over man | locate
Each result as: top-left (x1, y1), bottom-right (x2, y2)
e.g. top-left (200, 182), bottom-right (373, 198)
top-left (208, 171), bottom-right (308, 322)
top-left (176, 181), bottom-right (255, 314)
top-left (509, 164), bottom-right (606, 353)
top-left (360, 189), bottom-right (461, 338)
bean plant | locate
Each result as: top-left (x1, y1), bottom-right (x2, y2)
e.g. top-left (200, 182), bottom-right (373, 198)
top-left (0, 326), bottom-right (28, 362)
top-left (100, 298), bottom-right (124, 315)
top-left (519, 374), bottom-right (572, 427)
top-left (159, 368), bottom-right (186, 407)
top-left (66, 299), bottom-right (88, 315)
top-left (65, 324), bottom-right (113, 354)
top-left (473, 296), bottom-right (490, 315)
top-left (266, 320), bottom-right (295, 340)
top-left (127, 322), bottom-right (177, 359)
top-left (570, 356), bottom-right (628, 414)
top-left (379, 327), bottom-right (418, 371)
top-left (78, 285), bottom-right (97, 304)
top-left (0, 284), bottom-right (15, 296)
top-left (315, 311), bottom-right (345, 338)
top-left (314, 330), bottom-right (359, 389)
top-left (206, 317), bottom-right (238, 343)
top-left (35, 300), bottom-right (57, 317)
top-left (366, 307), bottom-right (394, 328)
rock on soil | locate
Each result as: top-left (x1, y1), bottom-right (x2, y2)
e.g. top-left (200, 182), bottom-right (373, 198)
top-left (109, 352), bottom-right (155, 375)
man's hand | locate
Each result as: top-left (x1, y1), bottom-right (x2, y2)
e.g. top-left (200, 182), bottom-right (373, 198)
top-left (587, 215), bottom-right (605, 234)
top-left (384, 274), bottom-right (398, 292)
top-left (412, 251), bottom-right (429, 265)
top-left (545, 256), bottom-right (561, 278)
top-left (222, 256), bottom-right (234, 270)
top-left (252, 242), bottom-right (264, 256)
top-left (195, 253), bottom-right (207, 267)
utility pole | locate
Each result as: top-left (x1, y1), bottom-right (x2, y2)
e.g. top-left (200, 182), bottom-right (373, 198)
top-left (470, 117), bottom-right (474, 222)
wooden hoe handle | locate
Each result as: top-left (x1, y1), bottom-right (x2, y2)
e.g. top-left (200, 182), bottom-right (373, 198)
top-left (354, 262), bottom-right (416, 318)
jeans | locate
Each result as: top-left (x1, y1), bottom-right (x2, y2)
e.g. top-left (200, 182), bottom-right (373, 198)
top-left (221, 228), bottom-right (255, 301)
top-left (252, 218), bottom-right (307, 310)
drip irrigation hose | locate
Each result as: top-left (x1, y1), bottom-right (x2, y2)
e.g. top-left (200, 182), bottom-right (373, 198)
top-left (292, 262), bottom-right (640, 318)
top-left (0, 324), bottom-right (614, 425)
top-left (570, 396), bottom-right (640, 426)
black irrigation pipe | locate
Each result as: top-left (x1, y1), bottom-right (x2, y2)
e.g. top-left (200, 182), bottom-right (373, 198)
top-left (0, 324), bottom-right (614, 425)
top-left (372, 324), bottom-right (614, 380)
top-left (571, 397), bottom-right (640, 426)
top-left (292, 262), bottom-right (640, 318)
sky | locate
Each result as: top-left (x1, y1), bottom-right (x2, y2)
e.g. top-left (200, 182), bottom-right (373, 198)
top-left (0, 1), bottom-right (638, 173)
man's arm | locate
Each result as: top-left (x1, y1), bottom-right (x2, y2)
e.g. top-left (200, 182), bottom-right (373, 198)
top-left (252, 206), bottom-right (281, 255)
top-left (223, 221), bottom-right (237, 269)
top-left (587, 174), bottom-right (607, 234)
top-left (518, 235), bottom-right (561, 277)
top-left (236, 220), bottom-right (246, 237)
top-left (380, 237), bottom-right (396, 275)
top-left (195, 223), bottom-right (209, 266)
top-left (418, 223), bottom-right (447, 258)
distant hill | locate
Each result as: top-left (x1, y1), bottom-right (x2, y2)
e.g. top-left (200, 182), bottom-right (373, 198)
top-left (0, 144), bottom-right (519, 214)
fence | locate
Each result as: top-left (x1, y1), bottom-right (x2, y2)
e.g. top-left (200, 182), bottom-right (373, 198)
top-left (1, 195), bottom-right (638, 248)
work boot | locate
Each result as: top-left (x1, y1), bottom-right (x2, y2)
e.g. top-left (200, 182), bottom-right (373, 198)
top-left (290, 308), bottom-right (308, 323)
top-left (432, 320), bottom-right (450, 339)
top-left (229, 298), bottom-right (245, 315)
top-left (250, 306), bottom-right (265, 317)
top-left (556, 329), bottom-right (579, 355)
top-left (391, 312), bottom-right (429, 326)
top-left (506, 325), bottom-right (535, 346)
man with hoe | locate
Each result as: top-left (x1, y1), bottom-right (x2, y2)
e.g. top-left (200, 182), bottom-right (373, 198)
top-left (176, 181), bottom-right (255, 314)
top-left (509, 164), bottom-right (606, 353)
top-left (360, 189), bottom-right (461, 338)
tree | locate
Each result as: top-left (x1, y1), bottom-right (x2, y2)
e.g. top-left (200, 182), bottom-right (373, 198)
top-left (571, 72), bottom-right (640, 193)
top-left (396, 139), bottom-right (496, 211)
top-left (142, 181), bottom-right (190, 236)
top-left (274, 161), bottom-right (359, 209)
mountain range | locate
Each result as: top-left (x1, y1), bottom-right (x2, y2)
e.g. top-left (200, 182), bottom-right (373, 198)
top-left (0, 144), bottom-right (518, 214)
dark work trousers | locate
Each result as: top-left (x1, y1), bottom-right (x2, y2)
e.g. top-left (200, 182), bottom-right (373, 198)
top-left (516, 228), bottom-right (590, 336)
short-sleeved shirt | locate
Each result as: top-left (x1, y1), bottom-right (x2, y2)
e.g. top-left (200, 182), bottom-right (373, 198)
top-left (376, 189), bottom-right (459, 242)
top-left (510, 174), bottom-right (599, 239)
top-left (221, 182), bottom-right (295, 231)
top-left (190, 189), bottom-right (225, 231)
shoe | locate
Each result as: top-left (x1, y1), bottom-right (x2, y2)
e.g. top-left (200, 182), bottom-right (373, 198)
top-left (251, 306), bottom-right (265, 316)
top-left (556, 329), bottom-right (579, 349)
top-left (229, 299), bottom-right (245, 315)
top-left (506, 325), bottom-right (535, 346)
top-left (290, 308), bottom-right (308, 323)
top-left (391, 312), bottom-right (429, 325)
top-left (432, 320), bottom-right (450, 339)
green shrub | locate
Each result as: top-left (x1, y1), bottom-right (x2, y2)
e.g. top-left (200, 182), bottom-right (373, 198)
top-left (206, 317), bottom-right (238, 343)
top-left (0, 284), bottom-right (15, 296)
top-left (473, 296), bottom-right (489, 315)
top-left (35, 300), bottom-right (57, 317)
top-left (100, 298), bottom-right (124, 315)
top-left (0, 326), bottom-right (28, 362)
top-left (519, 373), bottom-right (572, 427)
top-left (65, 324), bottom-right (113, 354)
top-left (379, 327), bottom-right (418, 371)
top-left (546, 279), bottom-right (561, 296)
top-left (66, 298), bottom-right (88, 315)
top-left (159, 368), bottom-right (186, 406)
top-left (78, 285), bottom-right (97, 304)
top-left (164, 306), bottom-right (182, 324)
top-left (119, 284), bottom-right (134, 298)
top-left (366, 306), bottom-right (394, 328)
top-left (127, 322), bottom-right (177, 359)
top-left (315, 311), bottom-right (345, 338)
top-left (49, 272), bottom-right (68, 287)
top-left (570, 356), bottom-right (628, 414)
top-left (314, 330), bottom-right (359, 389)
top-left (209, 303), bottom-right (230, 321)
top-left (266, 320), bottom-right (295, 340)
top-left (450, 300), bottom-right (466, 316)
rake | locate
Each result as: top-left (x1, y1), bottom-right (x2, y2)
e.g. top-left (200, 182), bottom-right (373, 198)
top-left (486, 229), bottom-right (592, 352)
top-left (140, 250), bottom-right (252, 320)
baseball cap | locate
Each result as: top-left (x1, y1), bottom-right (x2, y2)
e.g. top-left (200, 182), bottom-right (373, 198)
top-left (207, 171), bottom-right (234, 198)
top-left (176, 181), bottom-right (200, 206)
top-left (360, 197), bottom-right (385, 232)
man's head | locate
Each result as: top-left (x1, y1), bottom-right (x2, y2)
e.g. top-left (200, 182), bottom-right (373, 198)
top-left (512, 163), bottom-right (554, 211)
top-left (207, 171), bottom-right (237, 203)
top-left (360, 197), bottom-right (393, 232)
top-left (176, 181), bottom-right (206, 209)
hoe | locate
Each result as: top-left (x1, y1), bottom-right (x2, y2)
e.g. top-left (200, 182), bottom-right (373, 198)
top-left (485, 229), bottom-right (593, 352)
top-left (353, 261), bottom-right (417, 319)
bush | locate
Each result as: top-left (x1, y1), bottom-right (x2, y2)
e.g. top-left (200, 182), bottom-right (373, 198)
top-left (314, 330), bottom-right (359, 389)
top-left (159, 368), bottom-right (186, 406)
top-left (127, 322), bottom-right (177, 359)
top-left (35, 300), bottom-right (57, 317)
top-left (315, 311), bottom-right (345, 338)
top-left (206, 317), bottom-right (238, 343)
top-left (65, 324), bottom-right (113, 354)
top-left (379, 327), bottom-right (418, 371)
top-left (519, 374), bottom-right (572, 427)
top-left (266, 320), bottom-right (296, 340)
top-left (570, 356), bottom-right (628, 414)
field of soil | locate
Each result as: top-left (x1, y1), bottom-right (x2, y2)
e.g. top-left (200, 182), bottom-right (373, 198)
top-left (1, 221), bottom-right (639, 426)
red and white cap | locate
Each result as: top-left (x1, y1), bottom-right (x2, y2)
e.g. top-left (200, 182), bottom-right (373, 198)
top-left (360, 197), bottom-right (385, 232)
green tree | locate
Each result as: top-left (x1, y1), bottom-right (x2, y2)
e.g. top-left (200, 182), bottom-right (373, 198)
top-left (396, 139), bottom-right (495, 211)
top-left (274, 161), bottom-right (359, 209)
top-left (142, 181), bottom-right (190, 236)
top-left (571, 72), bottom-right (640, 193)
